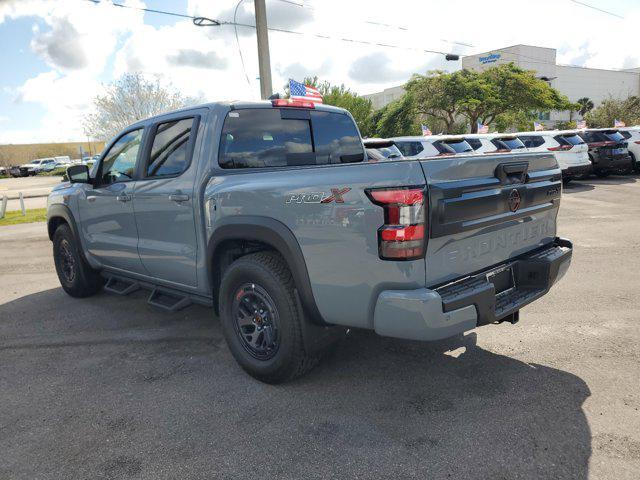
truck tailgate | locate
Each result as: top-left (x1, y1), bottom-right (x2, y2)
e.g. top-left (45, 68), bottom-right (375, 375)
top-left (420, 152), bottom-right (562, 286)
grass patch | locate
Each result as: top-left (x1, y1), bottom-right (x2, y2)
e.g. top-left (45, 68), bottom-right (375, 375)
top-left (39, 167), bottom-right (68, 177)
top-left (0, 208), bottom-right (47, 226)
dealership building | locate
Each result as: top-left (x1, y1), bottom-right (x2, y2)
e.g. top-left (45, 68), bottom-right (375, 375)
top-left (363, 44), bottom-right (640, 125)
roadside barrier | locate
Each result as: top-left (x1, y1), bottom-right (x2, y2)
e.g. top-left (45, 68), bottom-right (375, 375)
top-left (0, 195), bottom-right (7, 219)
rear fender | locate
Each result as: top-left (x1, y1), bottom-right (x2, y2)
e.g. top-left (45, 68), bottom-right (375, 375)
top-left (207, 216), bottom-right (326, 326)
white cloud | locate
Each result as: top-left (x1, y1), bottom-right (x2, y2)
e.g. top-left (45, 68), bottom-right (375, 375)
top-left (2, 0), bottom-right (640, 143)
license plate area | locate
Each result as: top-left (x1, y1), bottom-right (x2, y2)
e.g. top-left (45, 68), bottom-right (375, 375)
top-left (486, 266), bottom-right (515, 296)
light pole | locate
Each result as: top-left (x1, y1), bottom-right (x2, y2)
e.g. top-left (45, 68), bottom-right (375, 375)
top-left (254, 0), bottom-right (273, 99)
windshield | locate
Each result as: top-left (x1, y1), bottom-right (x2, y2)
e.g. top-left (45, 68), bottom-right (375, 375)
top-left (557, 134), bottom-right (585, 146)
top-left (603, 131), bottom-right (625, 142)
top-left (375, 145), bottom-right (403, 159)
top-left (465, 138), bottom-right (483, 150)
top-left (440, 139), bottom-right (473, 153)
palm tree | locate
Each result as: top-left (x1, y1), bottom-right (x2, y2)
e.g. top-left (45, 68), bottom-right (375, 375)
top-left (577, 97), bottom-right (594, 117)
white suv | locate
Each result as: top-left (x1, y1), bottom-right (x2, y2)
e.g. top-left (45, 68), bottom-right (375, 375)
top-left (517, 130), bottom-right (591, 182)
top-left (618, 127), bottom-right (640, 172)
top-left (392, 135), bottom-right (474, 158)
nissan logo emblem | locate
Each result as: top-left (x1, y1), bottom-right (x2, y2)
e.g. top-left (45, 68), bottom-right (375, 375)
top-left (508, 189), bottom-right (521, 212)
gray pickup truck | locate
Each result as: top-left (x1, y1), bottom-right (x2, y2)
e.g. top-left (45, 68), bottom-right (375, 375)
top-left (47, 100), bottom-right (572, 383)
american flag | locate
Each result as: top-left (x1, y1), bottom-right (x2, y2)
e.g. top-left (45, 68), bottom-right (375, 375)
top-left (477, 121), bottom-right (489, 134)
top-left (289, 79), bottom-right (323, 103)
top-left (576, 120), bottom-right (587, 129)
top-left (533, 121), bottom-right (544, 131)
top-left (421, 124), bottom-right (432, 136)
top-left (614, 119), bottom-right (626, 128)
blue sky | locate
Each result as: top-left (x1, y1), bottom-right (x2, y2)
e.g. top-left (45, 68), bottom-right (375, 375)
top-left (0, 0), bottom-right (639, 143)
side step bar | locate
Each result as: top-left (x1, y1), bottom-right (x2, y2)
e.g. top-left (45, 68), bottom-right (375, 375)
top-left (104, 276), bottom-right (140, 295)
top-left (101, 273), bottom-right (213, 310)
top-left (147, 288), bottom-right (191, 312)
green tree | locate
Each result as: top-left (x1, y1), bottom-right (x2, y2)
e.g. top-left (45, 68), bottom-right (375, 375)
top-left (584, 96), bottom-right (640, 128)
top-left (406, 64), bottom-right (575, 133)
top-left (577, 97), bottom-right (594, 117)
top-left (285, 77), bottom-right (374, 136)
top-left (374, 94), bottom-right (421, 138)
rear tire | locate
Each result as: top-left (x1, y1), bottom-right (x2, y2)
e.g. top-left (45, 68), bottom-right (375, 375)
top-left (219, 252), bottom-right (317, 383)
top-left (53, 224), bottom-right (103, 298)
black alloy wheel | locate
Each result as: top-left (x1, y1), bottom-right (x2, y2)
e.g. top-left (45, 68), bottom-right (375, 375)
top-left (231, 283), bottom-right (280, 360)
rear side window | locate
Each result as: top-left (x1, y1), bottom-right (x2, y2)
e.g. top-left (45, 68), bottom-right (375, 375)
top-left (395, 141), bottom-right (424, 157)
top-left (620, 131), bottom-right (632, 139)
top-left (146, 118), bottom-right (196, 177)
top-left (218, 108), bottom-right (363, 168)
top-left (311, 110), bottom-right (364, 164)
top-left (519, 136), bottom-right (545, 148)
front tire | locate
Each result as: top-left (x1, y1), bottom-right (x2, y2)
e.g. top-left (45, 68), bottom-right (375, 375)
top-left (53, 224), bottom-right (103, 298)
top-left (219, 252), bottom-right (317, 383)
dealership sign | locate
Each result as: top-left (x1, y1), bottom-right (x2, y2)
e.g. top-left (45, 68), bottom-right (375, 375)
top-left (479, 53), bottom-right (501, 64)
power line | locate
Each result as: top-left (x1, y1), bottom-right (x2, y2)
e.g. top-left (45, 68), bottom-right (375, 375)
top-left (83, 0), bottom-right (216, 22)
top-left (232, 0), bottom-right (252, 87)
top-left (80, 0), bottom-right (457, 57)
top-left (269, 0), bottom-right (475, 48)
top-left (568, 0), bottom-right (624, 19)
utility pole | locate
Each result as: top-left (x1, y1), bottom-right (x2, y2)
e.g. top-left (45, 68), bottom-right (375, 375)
top-left (254, 0), bottom-right (273, 99)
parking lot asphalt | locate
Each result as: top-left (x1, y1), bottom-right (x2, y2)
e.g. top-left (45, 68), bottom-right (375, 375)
top-left (1, 176), bottom-right (639, 480)
top-left (0, 176), bottom-right (60, 211)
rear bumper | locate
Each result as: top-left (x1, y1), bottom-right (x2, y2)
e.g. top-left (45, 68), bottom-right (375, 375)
top-left (373, 238), bottom-right (572, 341)
top-left (562, 164), bottom-right (592, 178)
top-left (593, 154), bottom-right (632, 171)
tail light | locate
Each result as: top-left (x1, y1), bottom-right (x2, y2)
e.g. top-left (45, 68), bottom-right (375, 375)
top-left (366, 187), bottom-right (426, 260)
top-left (634, 141), bottom-right (640, 145)
top-left (548, 145), bottom-right (572, 151)
top-left (272, 99), bottom-right (315, 108)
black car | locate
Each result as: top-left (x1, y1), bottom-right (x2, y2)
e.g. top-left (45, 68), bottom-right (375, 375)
top-left (577, 129), bottom-right (634, 177)
top-left (9, 165), bottom-right (30, 177)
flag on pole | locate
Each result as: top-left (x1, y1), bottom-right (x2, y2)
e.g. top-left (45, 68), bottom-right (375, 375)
top-left (477, 121), bottom-right (489, 134)
top-left (289, 79), bottom-right (323, 103)
top-left (614, 119), bottom-right (626, 128)
top-left (533, 121), bottom-right (544, 131)
top-left (421, 124), bottom-right (432, 136)
top-left (576, 120), bottom-right (586, 129)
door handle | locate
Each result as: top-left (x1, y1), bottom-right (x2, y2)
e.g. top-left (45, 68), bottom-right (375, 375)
top-left (116, 194), bottom-right (131, 203)
top-left (169, 193), bottom-right (190, 203)
top-left (87, 196), bottom-right (97, 203)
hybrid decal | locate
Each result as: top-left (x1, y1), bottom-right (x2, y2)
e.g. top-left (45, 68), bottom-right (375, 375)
top-left (286, 187), bottom-right (351, 204)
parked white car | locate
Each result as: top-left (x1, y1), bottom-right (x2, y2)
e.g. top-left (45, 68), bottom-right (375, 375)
top-left (392, 135), bottom-right (474, 159)
top-left (618, 126), bottom-right (640, 172)
top-left (516, 130), bottom-right (591, 182)
top-left (21, 157), bottom-right (57, 175)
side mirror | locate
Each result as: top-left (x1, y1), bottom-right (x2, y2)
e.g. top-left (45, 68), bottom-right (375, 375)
top-left (67, 164), bottom-right (90, 184)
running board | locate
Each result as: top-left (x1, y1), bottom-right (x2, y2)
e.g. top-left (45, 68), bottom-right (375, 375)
top-left (104, 276), bottom-right (140, 295)
top-left (147, 288), bottom-right (191, 312)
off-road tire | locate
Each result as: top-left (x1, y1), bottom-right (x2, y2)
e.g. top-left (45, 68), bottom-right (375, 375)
top-left (53, 224), bottom-right (103, 298)
top-left (219, 252), bottom-right (318, 383)
top-left (630, 153), bottom-right (639, 173)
